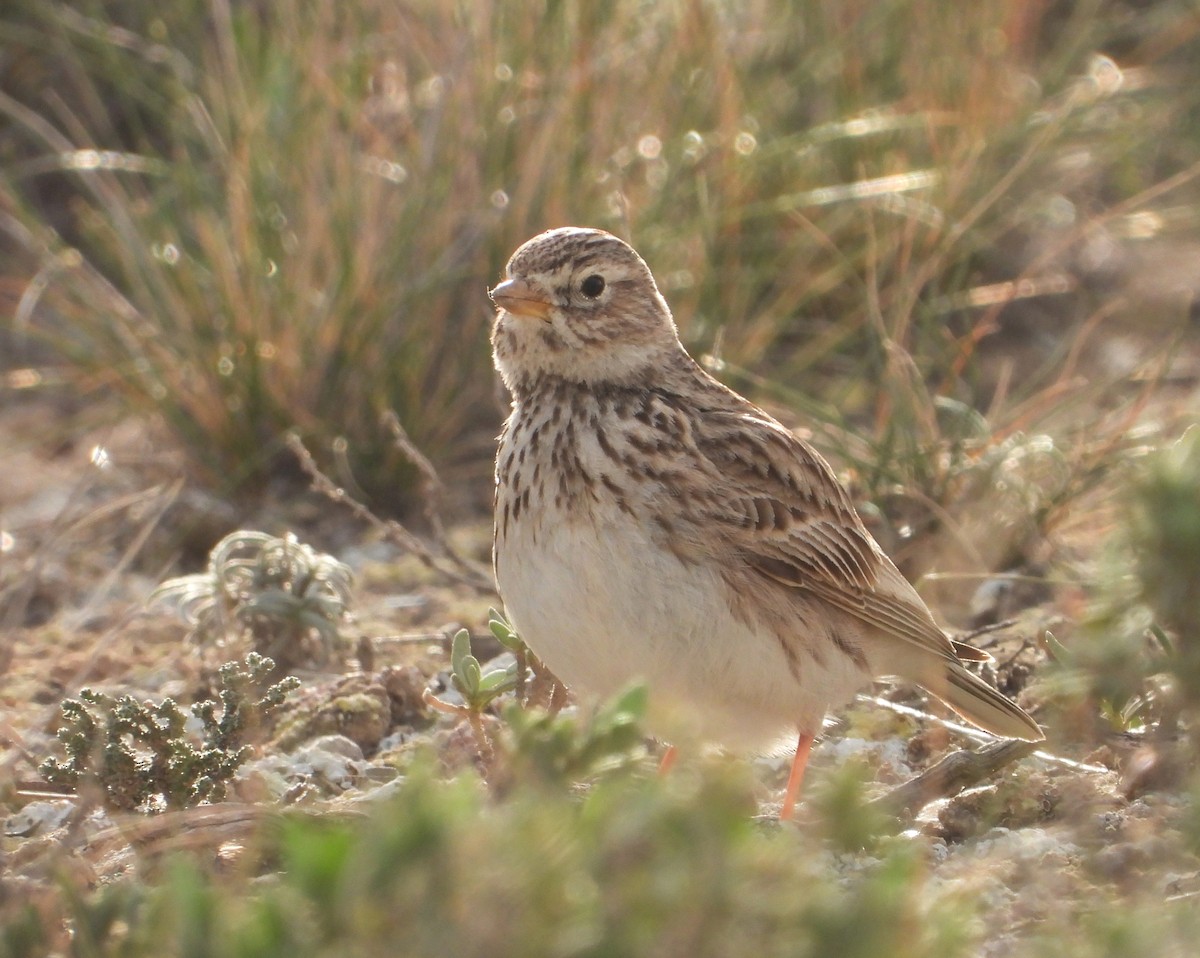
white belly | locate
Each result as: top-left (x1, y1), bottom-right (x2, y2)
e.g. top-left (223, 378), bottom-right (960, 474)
top-left (495, 498), bottom-right (869, 751)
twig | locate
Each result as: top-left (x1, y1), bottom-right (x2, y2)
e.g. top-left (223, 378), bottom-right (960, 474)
top-left (286, 432), bottom-right (495, 594)
top-left (955, 617), bottom-right (1020, 645)
top-left (88, 803), bottom-right (274, 860)
top-left (994, 637), bottom-right (1037, 671)
top-left (373, 632), bottom-right (454, 646)
top-left (867, 738), bottom-right (1038, 821)
top-left (861, 693), bottom-right (1110, 775)
top-left (381, 410), bottom-right (449, 545)
top-left (62, 479), bottom-right (184, 631)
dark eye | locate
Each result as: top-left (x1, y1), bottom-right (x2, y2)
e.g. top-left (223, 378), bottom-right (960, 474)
top-left (579, 274), bottom-right (606, 298)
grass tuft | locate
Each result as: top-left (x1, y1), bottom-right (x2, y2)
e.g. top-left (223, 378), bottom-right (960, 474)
top-left (2, 1), bottom-right (1197, 515)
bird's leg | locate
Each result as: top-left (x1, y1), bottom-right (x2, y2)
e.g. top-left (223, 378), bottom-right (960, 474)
top-left (658, 744), bottom-right (678, 775)
top-left (779, 732), bottom-right (814, 821)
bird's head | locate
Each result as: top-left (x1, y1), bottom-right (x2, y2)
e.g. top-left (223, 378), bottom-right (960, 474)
top-left (490, 227), bottom-right (683, 395)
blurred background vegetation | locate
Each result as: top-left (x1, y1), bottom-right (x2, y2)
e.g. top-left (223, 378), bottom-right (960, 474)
top-left (3, 0), bottom-right (1196, 512)
top-left (3, 0), bottom-right (1200, 955)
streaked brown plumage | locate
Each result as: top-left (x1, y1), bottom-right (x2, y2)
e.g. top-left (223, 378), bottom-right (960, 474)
top-left (490, 226), bottom-right (1042, 817)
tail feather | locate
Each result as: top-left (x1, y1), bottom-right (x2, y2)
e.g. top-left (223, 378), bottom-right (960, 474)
top-left (932, 663), bottom-right (1044, 742)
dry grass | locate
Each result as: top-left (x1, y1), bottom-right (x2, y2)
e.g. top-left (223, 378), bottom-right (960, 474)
top-left (1, 0), bottom-right (1197, 514)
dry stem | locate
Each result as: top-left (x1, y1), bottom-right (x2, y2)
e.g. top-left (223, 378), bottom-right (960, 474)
top-left (286, 431), bottom-right (495, 594)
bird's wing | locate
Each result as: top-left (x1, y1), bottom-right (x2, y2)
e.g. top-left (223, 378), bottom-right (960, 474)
top-left (672, 400), bottom-right (1041, 742)
top-left (686, 407), bottom-right (963, 666)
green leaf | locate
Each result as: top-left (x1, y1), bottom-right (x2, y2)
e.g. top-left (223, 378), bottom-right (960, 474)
top-left (1042, 630), bottom-right (1071, 664)
top-left (488, 610), bottom-right (525, 652)
top-left (595, 682), bottom-right (649, 727)
top-left (461, 657), bottom-right (483, 699)
top-left (450, 628), bottom-right (472, 677)
top-left (478, 668), bottom-right (518, 695)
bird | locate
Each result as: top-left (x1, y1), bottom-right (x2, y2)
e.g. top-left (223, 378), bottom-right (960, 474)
top-left (488, 226), bottom-right (1043, 818)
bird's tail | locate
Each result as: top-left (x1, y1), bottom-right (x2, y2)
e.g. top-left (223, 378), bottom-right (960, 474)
top-left (928, 662), bottom-right (1044, 742)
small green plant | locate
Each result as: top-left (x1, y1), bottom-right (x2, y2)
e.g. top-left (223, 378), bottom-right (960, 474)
top-left (423, 612), bottom-right (529, 766)
top-left (424, 613), bottom-right (648, 785)
top-left (502, 682), bottom-right (651, 788)
top-left (450, 614), bottom-right (524, 712)
top-left (1049, 427), bottom-right (1200, 737)
top-left (152, 530), bottom-right (353, 676)
top-left (40, 653), bottom-right (298, 811)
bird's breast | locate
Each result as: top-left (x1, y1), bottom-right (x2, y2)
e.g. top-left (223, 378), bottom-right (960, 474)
top-left (492, 397), bottom-right (869, 749)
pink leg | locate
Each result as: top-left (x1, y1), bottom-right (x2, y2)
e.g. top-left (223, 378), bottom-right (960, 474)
top-left (779, 732), bottom-right (814, 821)
top-left (658, 744), bottom-right (678, 775)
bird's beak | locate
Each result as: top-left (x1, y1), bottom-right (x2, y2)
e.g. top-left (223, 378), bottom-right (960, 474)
top-left (489, 277), bottom-right (553, 320)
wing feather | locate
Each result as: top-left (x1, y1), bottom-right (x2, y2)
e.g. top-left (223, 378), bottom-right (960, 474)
top-left (647, 389), bottom-right (1040, 740)
top-left (687, 408), bottom-right (961, 665)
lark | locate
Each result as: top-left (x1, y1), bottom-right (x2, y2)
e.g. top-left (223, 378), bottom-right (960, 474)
top-left (489, 227), bottom-right (1042, 818)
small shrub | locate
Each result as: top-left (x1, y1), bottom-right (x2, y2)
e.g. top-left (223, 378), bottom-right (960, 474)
top-left (40, 653), bottom-right (298, 811)
top-left (152, 530), bottom-right (353, 677)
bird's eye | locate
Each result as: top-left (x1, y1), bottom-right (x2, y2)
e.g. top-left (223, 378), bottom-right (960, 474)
top-left (579, 274), bottom-right (606, 298)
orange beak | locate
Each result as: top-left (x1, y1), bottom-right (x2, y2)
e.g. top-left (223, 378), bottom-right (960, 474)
top-left (489, 277), bottom-right (553, 320)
